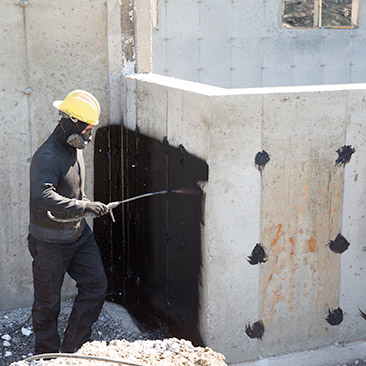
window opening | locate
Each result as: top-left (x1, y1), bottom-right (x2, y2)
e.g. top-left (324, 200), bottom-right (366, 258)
top-left (282, 0), bottom-right (359, 28)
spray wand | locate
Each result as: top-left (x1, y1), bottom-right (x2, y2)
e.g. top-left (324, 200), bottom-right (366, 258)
top-left (47, 190), bottom-right (168, 223)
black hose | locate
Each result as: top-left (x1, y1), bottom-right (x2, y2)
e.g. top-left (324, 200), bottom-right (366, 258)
top-left (6, 313), bottom-right (32, 335)
top-left (23, 352), bottom-right (147, 366)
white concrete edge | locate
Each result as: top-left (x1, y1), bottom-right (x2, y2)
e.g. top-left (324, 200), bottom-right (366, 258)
top-left (107, 0), bottom-right (123, 125)
top-left (230, 340), bottom-right (366, 366)
top-left (134, 0), bottom-right (152, 73)
top-left (125, 73), bottom-right (366, 96)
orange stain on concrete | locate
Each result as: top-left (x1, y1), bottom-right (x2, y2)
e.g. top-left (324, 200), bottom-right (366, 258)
top-left (289, 237), bottom-right (295, 246)
top-left (308, 235), bottom-right (317, 253)
top-left (303, 185), bottom-right (309, 201)
top-left (271, 224), bottom-right (282, 248)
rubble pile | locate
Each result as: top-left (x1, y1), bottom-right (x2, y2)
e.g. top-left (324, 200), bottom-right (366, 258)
top-left (10, 338), bottom-right (227, 366)
top-left (0, 300), bottom-right (167, 366)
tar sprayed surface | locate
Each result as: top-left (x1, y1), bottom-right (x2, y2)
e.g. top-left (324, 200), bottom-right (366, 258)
top-left (328, 234), bottom-right (350, 254)
top-left (247, 243), bottom-right (268, 265)
top-left (326, 307), bottom-right (343, 326)
top-left (94, 126), bottom-right (208, 346)
top-left (335, 145), bottom-right (355, 166)
top-left (245, 321), bottom-right (265, 340)
top-left (255, 150), bottom-right (270, 171)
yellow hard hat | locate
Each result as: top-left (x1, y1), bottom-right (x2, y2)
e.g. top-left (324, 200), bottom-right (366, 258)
top-left (53, 90), bottom-right (100, 125)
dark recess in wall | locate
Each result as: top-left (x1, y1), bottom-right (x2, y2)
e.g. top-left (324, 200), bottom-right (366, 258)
top-left (94, 125), bottom-right (208, 346)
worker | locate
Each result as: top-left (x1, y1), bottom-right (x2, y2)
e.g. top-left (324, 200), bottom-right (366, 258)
top-left (28, 90), bottom-right (109, 355)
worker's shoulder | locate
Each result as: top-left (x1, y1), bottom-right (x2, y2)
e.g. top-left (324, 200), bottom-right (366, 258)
top-left (31, 139), bottom-right (63, 166)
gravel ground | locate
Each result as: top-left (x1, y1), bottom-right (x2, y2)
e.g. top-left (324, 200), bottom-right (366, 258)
top-left (0, 299), bottom-right (172, 366)
top-left (3, 301), bottom-right (365, 366)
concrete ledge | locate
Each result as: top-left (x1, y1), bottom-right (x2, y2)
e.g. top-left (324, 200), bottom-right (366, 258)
top-left (231, 341), bottom-right (366, 366)
top-left (126, 73), bottom-right (366, 96)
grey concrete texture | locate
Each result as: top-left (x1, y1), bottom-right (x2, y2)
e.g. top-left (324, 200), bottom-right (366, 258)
top-left (232, 340), bottom-right (366, 366)
top-left (340, 90), bottom-right (366, 343)
top-left (151, 0), bottom-right (366, 88)
top-left (0, 0), bottom-right (112, 311)
top-left (125, 73), bottom-right (366, 363)
top-left (259, 90), bottom-right (346, 356)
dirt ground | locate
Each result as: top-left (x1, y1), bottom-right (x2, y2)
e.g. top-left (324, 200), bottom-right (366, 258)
top-left (0, 300), bottom-right (227, 366)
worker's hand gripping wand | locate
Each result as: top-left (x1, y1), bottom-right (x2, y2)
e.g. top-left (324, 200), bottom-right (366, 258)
top-left (47, 190), bottom-right (168, 223)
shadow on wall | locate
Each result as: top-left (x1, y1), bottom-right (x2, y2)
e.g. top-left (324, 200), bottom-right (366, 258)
top-left (93, 125), bottom-right (208, 346)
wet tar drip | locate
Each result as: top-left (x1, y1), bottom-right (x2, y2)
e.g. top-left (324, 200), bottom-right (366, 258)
top-left (245, 320), bottom-right (265, 340)
top-left (358, 308), bottom-right (366, 320)
top-left (247, 243), bottom-right (267, 265)
top-left (335, 145), bottom-right (355, 166)
top-left (328, 234), bottom-right (350, 254)
top-left (326, 308), bottom-right (343, 326)
top-left (255, 150), bottom-right (270, 170)
top-left (179, 144), bottom-right (186, 164)
top-left (135, 125), bottom-right (140, 136)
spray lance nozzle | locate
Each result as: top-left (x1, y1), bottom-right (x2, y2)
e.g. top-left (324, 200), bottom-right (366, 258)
top-left (106, 190), bottom-right (168, 222)
top-left (47, 187), bottom-right (202, 223)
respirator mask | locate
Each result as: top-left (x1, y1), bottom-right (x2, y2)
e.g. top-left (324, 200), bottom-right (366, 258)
top-left (60, 114), bottom-right (93, 149)
top-left (66, 124), bottom-right (93, 149)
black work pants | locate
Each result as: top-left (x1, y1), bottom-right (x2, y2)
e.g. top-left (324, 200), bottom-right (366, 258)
top-left (28, 225), bottom-right (107, 354)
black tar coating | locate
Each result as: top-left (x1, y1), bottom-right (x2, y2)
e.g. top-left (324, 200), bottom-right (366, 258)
top-left (135, 125), bottom-right (140, 136)
top-left (245, 320), bottom-right (265, 340)
top-left (326, 308), bottom-right (343, 326)
top-left (335, 145), bottom-right (355, 166)
top-left (247, 243), bottom-right (268, 265)
top-left (359, 308), bottom-right (366, 320)
top-left (179, 144), bottom-right (186, 163)
top-left (328, 234), bottom-right (350, 254)
top-left (255, 150), bottom-right (270, 170)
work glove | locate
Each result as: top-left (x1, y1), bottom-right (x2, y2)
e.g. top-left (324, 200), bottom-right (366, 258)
top-left (84, 201), bottom-right (109, 218)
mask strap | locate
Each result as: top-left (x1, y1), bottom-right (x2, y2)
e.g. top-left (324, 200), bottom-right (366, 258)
top-left (59, 119), bottom-right (68, 136)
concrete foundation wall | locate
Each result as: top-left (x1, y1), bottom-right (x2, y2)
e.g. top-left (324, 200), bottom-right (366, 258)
top-left (125, 73), bottom-right (366, 363)
top-left (152, 0), bottom-right (366, 88)
top-left (0, 0), bottom-right (117, 310)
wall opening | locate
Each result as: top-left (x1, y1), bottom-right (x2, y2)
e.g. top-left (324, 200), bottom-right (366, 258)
top-left (94, 125), bottom-right (208, 345)
top-left (282, 0), bottom-right (359, 28)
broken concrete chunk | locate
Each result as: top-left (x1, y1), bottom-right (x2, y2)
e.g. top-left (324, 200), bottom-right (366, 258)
top-left (1, 334), bottom-right (11, 341)
top-left (21, 327), bottom-right (32, 337)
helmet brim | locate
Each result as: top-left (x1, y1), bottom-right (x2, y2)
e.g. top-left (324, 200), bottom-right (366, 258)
top-left (53, 100), bottom-right (63, 110)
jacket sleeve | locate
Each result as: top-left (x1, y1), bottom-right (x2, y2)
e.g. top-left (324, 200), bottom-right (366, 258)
top-left (30, 152), bottom-right (87, 215)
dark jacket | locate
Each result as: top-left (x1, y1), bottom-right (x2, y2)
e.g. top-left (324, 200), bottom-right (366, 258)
top-left (29, 120), bottom-right (88, 243)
